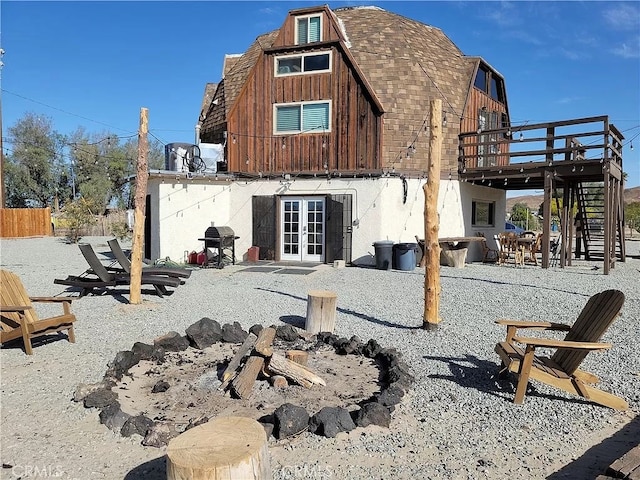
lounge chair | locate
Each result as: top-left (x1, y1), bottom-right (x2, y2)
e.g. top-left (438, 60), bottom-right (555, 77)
top-left (107, 238), bottom-right (191, 279)
top-left (494, 289), bottom-right (627, 410)
top-left (54, 244), bottom-right (182, 298)
top-left (1, 269), bottom-right (76, 355)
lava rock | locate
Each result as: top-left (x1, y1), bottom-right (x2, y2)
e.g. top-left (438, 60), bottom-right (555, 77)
top-left (73, 381), bottom-right (109, 402)
top-left (316, 332), bottom-right (338, 346)
top-left (83, 388), bottom-right (118, 409)
top-left (385, 362), bottom-right (415, 388)
top-left (332, 337), bottom-right (350, 354)
top-left (221, 322), bottom-right (249, 343)
top-left (335, 336), bottom-right (363, 355)
top-left (375, 348), bottom-right (402, 368)
top-left (99, 402), bottom-right (131, 432)
top-left (142, 422), bottom-right (178, 448)
top-left (276, 324), bottom-right (300, 342)
top-left (355, 402), bottom-right (391, 428)
top-left (104, 350), bottom-right (142, 380)
top-left (309, 406), bottom-right (356, 438)
top-left (153, 331), bottom-right (190, 352)
top-left (151, 380), bottom-right (170, 393)
top-left (185, 317), bottom-right (223, 349)
top-left (375, 383), bottom-right (406, 406)
top-left (121, 415), bottom-right (155, 438)
top-left (273, 403), bottom-right (309, 439)
top-left (249, 324), bottom-right (264, 337)
top-left (131, 342), bottom-right (165, 362)
top-left (362, 339), bottom-right (382, 358)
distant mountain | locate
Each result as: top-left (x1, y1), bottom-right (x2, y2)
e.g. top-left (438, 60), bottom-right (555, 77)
top-left (506, 186), bottom-right (640, 213)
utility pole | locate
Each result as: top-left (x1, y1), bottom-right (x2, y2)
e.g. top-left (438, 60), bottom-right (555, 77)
top-left (129, 108), bottom-right (149, 304)
top-left (423, 99), bottom-right (443, 330)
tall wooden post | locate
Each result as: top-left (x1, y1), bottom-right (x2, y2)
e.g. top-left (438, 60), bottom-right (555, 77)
top-left (130, 108), bottom-right (149, 304)
top-left (423, 99), bottom-right (442, 330)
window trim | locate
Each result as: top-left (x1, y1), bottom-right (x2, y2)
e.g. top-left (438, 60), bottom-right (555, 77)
top-left (295, 14), bottom-right (322, 45)
top-left (274, 51), bottom-right (332, 77)
top-left (273, 100), bottom-right (332, 135)
top-left (472, 200), bottom-right (495, 227)
top-left (473, 63), bottom-right (505, 104)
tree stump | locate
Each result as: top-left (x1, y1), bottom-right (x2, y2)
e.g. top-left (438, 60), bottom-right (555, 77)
top-left (305, 290), bottom-right (337, 334)
top-left (166, 416), bottom-right (271, 480)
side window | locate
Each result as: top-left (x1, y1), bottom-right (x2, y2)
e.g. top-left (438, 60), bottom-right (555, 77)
top-left (472, 201), bottom-right (495, 227)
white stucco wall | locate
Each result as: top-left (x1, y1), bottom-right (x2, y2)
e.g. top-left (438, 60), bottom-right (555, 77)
top-left (146, 174), bottom-right (506, 266)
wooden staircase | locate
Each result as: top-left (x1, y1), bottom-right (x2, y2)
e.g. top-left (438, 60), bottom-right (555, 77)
top-left (576, 182), bottom-right (625, 262)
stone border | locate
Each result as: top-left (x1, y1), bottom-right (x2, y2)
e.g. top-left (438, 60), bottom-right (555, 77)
top-left (74, 319), bottom-right (414, 447)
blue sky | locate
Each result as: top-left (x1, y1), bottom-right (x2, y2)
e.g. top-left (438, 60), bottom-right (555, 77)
top-left (2, 1), bottom-right (639, 192)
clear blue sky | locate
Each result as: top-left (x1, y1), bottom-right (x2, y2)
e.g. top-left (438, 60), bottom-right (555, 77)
top-left (2, 1), bottom-right (639, 192)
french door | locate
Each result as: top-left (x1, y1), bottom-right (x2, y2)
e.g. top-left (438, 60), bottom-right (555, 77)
top-left (280, 197), bottom-right (325, 262)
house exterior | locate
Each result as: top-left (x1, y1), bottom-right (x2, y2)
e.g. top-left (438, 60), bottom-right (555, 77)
top-left (145, 5), bottom-right (511, 266)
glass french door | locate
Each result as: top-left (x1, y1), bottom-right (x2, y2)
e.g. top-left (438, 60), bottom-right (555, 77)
top-left (280, 197), bottom-right (325, 262)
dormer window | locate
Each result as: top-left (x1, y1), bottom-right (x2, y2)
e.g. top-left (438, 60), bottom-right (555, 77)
top-left (296, 15), bottom-right (321, 44)
top-left (474, 63), bottom-right (505, 104)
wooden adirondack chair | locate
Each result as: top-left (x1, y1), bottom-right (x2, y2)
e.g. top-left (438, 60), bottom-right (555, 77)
top-left (494, 289), bottom-right (627, 410)
top-left (1, 269), bottom-right (76, 355)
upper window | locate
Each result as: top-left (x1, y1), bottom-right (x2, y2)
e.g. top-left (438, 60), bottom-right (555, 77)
top-left (274, 101), bottom-right (331, 134)
top-left (296, 15), bottom-right (321, 44)
top-left (474, 63), bottom-right (505, 104)
top-left (275, 52), bottom-right (331, 76)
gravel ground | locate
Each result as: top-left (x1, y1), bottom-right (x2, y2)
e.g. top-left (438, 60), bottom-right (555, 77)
top-left (1, 236), bottom-right (639, 480)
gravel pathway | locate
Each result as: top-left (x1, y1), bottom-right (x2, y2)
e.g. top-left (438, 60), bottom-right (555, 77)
top-left (1, 236), bottom-right (639, 480)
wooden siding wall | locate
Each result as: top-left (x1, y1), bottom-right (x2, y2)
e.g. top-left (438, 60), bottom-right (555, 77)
top-left (227, 12), bottom-right (382, 175)
top-left (0, 208), bottom-right (52, 238)
top-left (461, 87), bottom-right (510, 168)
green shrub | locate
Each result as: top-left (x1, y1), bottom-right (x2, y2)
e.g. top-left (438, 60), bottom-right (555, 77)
top-left (61, 198), bottom-right (98, 243)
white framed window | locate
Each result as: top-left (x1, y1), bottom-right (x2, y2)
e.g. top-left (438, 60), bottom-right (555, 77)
top-left (274, 101), bottom-right (331, 135)
top-left (296, 14), bottom-right (321, 45)
top-left (275, 51), bottom-right (331, 76)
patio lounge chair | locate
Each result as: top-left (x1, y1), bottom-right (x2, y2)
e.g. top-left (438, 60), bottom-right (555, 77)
top-left (107, 238), bottom-right (191, 279)
top-left (54, 244), bottom-right (182, 298)
top-left (494, 289), bottom-right (627, 410)
top-left (1, 269), bottom-right (76, 355)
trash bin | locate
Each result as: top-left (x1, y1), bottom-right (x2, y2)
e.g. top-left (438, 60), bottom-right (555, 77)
top-left (372, 240), bottom-right (394, 270)
top-left (393, 242), bottom-right (418, 271)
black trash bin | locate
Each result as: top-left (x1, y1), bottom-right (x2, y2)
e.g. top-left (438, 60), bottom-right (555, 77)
top-left (393, 242), bottom-right (418, 271)
top-left (373, 240), bottom-right (394, 270)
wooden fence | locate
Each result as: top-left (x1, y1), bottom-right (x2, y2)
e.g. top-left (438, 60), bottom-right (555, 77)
top-left (0, 208), bottom-right (53, 238)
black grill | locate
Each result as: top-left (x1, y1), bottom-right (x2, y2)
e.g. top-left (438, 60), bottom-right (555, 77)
top-left (198, 226), bottom-right (238, 268)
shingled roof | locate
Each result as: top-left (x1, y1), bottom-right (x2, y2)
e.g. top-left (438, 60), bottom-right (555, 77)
top-left (200, 5), bottom-right (482, 163)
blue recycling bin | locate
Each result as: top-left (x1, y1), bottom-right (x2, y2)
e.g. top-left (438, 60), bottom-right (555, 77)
top-left (393, 242), bottom-right (418, 271)
top-left (373, 240), bottom-right (394, 270)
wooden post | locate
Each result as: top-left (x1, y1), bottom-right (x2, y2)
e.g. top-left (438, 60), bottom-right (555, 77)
top-left (166, 416), bottom-right (271, 480)
top-left (423, 99), bottom-right (442, 330)
top-left (305, 290), bottom-right (337, 334)
top-left (129, 108), bottom-right (149, 305)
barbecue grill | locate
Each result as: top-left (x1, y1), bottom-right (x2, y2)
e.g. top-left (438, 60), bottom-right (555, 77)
top-left (198, 226), bottom-right (238, 268)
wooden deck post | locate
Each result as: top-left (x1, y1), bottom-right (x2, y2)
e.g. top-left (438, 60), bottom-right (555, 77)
top-left (130, 108), bottom-right (149, 304)
top-left (423, 99), bottom-right (442, 330)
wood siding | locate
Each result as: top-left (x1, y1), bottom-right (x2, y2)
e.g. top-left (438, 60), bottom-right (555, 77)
top-left (0, 208), bottom-right (52, 238)
top-left (226, 43), bottom-right (381, 174)
top-left (460, 87), bottom-right (510, 169)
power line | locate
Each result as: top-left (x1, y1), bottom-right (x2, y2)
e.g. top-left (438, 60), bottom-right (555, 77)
top-left (2, 89), bottom-right (136, 134)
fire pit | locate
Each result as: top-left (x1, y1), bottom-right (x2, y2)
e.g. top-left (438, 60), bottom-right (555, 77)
top-left (74, 319), bottom-right (414, 447)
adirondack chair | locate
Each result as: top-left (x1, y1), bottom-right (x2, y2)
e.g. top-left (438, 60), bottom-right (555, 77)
top-left (494, 289), bottom-right (627, 410)
top-left (107, 239), bottom-right (191, 279)
top-left (1, 269), bottom-right (76, 355)
top-left (54, 244), bottom-right (182, 297)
